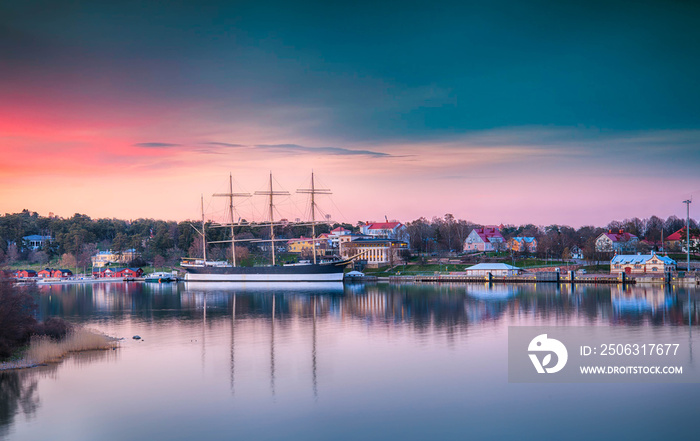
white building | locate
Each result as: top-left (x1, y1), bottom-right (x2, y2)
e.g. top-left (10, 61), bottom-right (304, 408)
top-left (341, 238), bottom-right (409, 268)
top-left (328, 227), bottom-right (352, 248)
top-left (595, 231), bottom-right (639, 253)
top-left (360, 222), bottom-right (406, 240)
top-left (23, 235), bottom-right (52, 250)
top-left (464, 227), bottom-right (505, 252)
top-left (464, 263), bottom-right (522, 276)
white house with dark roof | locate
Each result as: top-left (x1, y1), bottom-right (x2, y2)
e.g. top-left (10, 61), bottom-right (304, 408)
top-left (610, 253), bottom-right (676, 275)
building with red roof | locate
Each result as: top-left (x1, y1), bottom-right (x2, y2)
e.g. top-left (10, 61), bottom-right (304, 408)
top-left (13, 269), bottom-right (38, 278)
top-left (52, 269), bottom-right (73, 278)
top-left (666, 228), bottom-right (700, 252)
top-left (360, 221), bottom-right (406, 240)
top-left (464, 226), bottom-right (505, 252)
top-left (595, 230), bottom-right (639, 253)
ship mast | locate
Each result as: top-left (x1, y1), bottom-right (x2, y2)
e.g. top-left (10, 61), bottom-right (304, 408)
top-left (297, 172), bottom-right (331, 264)
top-left (213, 173), bottom-right (250, 267)
top-left (255, 173), bottom-right (289, 265)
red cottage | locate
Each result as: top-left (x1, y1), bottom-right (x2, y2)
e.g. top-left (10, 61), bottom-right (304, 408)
top-left (115, 268), bottom-right (143, 278)
top-left (52, 269), bottom-right (73, 278)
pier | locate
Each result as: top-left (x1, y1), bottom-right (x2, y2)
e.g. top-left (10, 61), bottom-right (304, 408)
top-left (386, 274), bottom-right (631, 284)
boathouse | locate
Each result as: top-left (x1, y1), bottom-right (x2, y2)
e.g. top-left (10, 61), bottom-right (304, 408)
top-left (464, 263), bottom-right (522, 277)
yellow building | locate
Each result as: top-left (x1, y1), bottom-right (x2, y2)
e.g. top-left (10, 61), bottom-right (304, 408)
top-left (287, 237), bottom-right (326, 256)
top-left (91, 249), bottom-right (139, 267)
top-left (508, 237), bottom-right (537, 253)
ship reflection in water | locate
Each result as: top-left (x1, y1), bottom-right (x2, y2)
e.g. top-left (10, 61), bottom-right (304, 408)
top-left (3, 282), bottom-right (698, 441)
top-left (32, 281), bottom-right (700, 328)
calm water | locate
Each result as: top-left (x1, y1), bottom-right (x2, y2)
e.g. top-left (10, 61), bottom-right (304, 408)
top-left (2, 282), bottom-right (700, 441)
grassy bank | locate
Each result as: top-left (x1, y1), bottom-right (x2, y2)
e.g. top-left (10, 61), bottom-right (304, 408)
top-left (1, 327), bottom-right (117, 370)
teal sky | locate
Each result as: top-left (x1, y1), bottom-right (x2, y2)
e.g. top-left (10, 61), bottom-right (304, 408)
top-left (1, 1), bottom-right (698, 225)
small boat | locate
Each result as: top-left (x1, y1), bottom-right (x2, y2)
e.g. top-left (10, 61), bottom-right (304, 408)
top-left (144, 272), bottom-right (176, 283)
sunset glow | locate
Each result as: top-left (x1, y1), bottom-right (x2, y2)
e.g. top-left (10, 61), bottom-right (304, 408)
top-left (2, 1), bottom-right (698, 226)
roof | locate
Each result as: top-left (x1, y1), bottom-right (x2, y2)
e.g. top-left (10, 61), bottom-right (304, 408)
top-left (23, 234), bottom-right (51, 241)
top-left (667, 228), bottom-right (700, 241)
top-left (96, 248), bottom-right (137, 255)
top-left (465, 263), bottom-right (521, 271)
top-left (470, 227), bottom-right (504, 242)
top-left (366, 222), bottom-right (403, 230)
top-left (512, 236), bottom-right (536, 243)
top-left (349, 238), bottom-right (408, 245)
top-left (611, 253), bottom-right (676, 265)
top-left (97, 267), bottom-right (140, 272)
top-left (287, 237), bottom-right (313, 243)
top-left (601, 232), bottom-right (638, 242)
top-left (330, 227), bottom-right (350, 233)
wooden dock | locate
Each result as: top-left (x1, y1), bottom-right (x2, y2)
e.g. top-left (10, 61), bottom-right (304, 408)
top-left (386, 274), bottom-right (633, 284)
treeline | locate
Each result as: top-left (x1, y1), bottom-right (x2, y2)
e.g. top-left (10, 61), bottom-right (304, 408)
top-left (0, 210), bottom-right (355, 268)
top-left (404, 214), bottom-right (699, 260)
top-left (0, 210), bottom-right (697, 268)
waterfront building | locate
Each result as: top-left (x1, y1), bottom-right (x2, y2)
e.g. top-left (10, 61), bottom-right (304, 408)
top-left (341, 238), bottom-right (409, 268)
top-left (463, 226), bottom-right (505, 252)
top-left (93, 267), bottom-right (143, 278)
top-left (13, 269), bottom-right (37, 278)
top-left (508, 237), bottom-right (537, 253)
top-left (595, 230), bottom-right (639, 253)
top-left (115, 268), bottom-right (143, 278)
top-left (37, 268), bottom-right (52, 278)
top-left (91, 249), bottom-right (139, 267)
top-left (610, 253), bottom-right (676, 275)
top-left (51, 269), bottom-right (73, 278)
top-left (464, 263), bottom-right (522, 276)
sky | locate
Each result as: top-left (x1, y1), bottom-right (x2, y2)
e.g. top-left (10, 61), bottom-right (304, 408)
top-left (1, 0), bottom-right (699, 227)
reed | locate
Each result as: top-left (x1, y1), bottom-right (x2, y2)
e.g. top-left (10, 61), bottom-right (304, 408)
top-left (24, 327), bottom-right (118, 364)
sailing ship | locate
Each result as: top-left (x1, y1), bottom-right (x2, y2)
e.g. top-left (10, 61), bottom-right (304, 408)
top-left (182, 173), bottom-right (351, 282)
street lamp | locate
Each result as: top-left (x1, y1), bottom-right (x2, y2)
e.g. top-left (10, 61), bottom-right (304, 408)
top-left (683, 199), bottom-right (692, 273)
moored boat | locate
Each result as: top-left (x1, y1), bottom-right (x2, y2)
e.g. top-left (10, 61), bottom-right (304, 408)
top-left (182, 172), bottom-right (353, 283)
top-left (145, 271), bottom-right (177, 283)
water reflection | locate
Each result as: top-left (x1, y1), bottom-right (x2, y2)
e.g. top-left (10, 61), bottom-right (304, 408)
top-left (0, 369), bottom-right (43, 439)
top-left (5, 282), bottom-right (700, 441)
top-left (32, 282), bottom-right (700, 329)
top-left (0, 347), bottom-right (118, 439)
